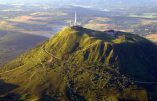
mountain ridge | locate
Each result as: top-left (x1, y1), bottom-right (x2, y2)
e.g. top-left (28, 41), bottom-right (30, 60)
top-left (0, 26), bottom-right (157, 101)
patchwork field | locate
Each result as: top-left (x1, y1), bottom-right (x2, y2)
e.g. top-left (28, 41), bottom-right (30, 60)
top-left (145, 34), bottom-right (157, 43)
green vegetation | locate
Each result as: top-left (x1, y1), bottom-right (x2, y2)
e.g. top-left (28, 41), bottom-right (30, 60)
top-left (0, 26), bottom-right (157, 101)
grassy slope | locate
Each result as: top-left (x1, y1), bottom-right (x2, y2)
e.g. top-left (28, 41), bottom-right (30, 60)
top-left (0, 26), bottom-right (157, 101)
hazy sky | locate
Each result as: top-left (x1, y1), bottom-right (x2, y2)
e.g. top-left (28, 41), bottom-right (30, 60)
top-left (0, 0), bottom-right (156, 4)
top-left (0, 0), bottom-right (156, 8)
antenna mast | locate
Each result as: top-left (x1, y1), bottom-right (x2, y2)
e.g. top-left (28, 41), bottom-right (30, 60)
top-left (74, 11), bottom-right (77, 25)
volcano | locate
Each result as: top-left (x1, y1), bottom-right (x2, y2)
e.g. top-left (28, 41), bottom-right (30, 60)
top-left (0, 26), bottom-right (157, 101)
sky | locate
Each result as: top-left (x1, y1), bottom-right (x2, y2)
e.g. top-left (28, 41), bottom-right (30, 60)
top-left (0, 0), bottom-right (156, 4)
top-left (0, 0), bottom-right (156, 8)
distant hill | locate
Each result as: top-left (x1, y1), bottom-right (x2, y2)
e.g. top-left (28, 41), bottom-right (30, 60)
top-left (0, 30), bottom-right (47, 67)
top-left (0, 26), bottom-right (157, 101)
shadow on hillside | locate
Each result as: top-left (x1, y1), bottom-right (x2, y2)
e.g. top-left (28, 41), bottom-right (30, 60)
top-left (0, 80), bottom-right (19, 95)
top-left (0, 79), bottom-right (23, 101)
top-left (39, 95), bottom-right (58, 101)
top-left (0, 93), bottom-right (24, 101)
top-left (66, 87), bottom-right (86, 101)
top-left (118, 99), bottom-right (139, 101)
top-left (114, 41), bottom-right (157, 81)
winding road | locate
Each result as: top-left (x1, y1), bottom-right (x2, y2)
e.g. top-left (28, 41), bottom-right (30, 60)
top-left (42, 45), bottom-right (61, 60)
top-left (0, 65), bottom-right (24, 74)
top-left (0, 45), bottom-right (157, 85)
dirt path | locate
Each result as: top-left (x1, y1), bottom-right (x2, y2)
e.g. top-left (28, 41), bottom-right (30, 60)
top-left (1, 45), bottom-right (157, 85)
top-left (42, 45), bottom-right (61, 60)
top-left (0, 65), bottom-right (24, 75)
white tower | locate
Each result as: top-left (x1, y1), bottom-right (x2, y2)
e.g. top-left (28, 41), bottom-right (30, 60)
top-left (74, 11), bottom-right (77, 26)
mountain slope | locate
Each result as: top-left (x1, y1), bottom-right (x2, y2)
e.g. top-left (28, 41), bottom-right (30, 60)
top-left (0, 26), bottom-right (157, 101)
